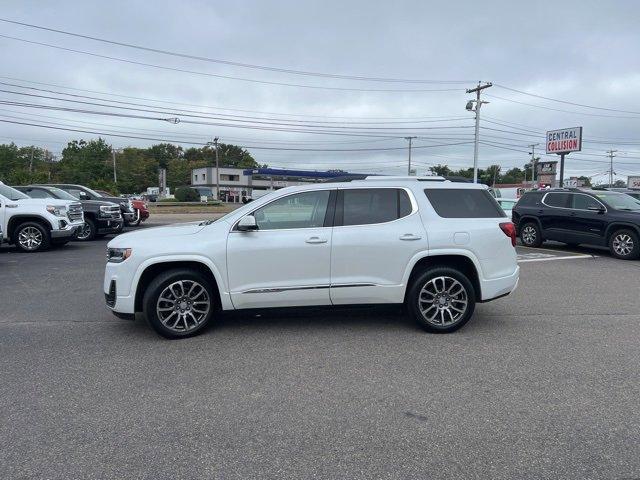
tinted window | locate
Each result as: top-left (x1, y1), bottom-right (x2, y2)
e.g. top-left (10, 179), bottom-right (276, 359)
top-left (516, 193), bottom-right (542, 207)
top-left (25, 188), bottom-right (54, 199)
top-left (339, 188), bottom-right (412, 226)
top-left (253, 190), bottom-right (330, 230)
top-left (424, 189), bottom-right (504, 218)
top-left (544, 193), bottom-right (570, 208)
top-left (571, 194), bottom-right (603, 210)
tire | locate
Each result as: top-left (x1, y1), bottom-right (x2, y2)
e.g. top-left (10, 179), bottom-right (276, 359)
top-left (406, 266), bottom-right (476, 333)
top-left (13, 221), bottom-right (51, 253)
top-left (520, 222), bottom-right (542, 247)
top-left (143, 268), bottom-right (215, 339)
top-left (75, 218), bottom-right (96, 241)
top-left (609, 229), bottom-right (640, 260)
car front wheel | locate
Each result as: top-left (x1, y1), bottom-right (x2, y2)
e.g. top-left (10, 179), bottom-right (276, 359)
top-left (75, 218), bottom-right (96, 241)
top-left (407, 266), bottom-right (476, 333)
top-left (14, 221), bottom-right (51, 252)
top-left (609, 229), bottom-right (640, 260)
top-left (143, 269), bottom-right (215, 338)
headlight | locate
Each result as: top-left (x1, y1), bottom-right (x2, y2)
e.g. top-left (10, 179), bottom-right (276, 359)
top-left (46, 205), bottom-right (67, 217)
top-left (99, 205), bottom-right (112, 216)
top-left (107, 247), bottom-right (132, 263)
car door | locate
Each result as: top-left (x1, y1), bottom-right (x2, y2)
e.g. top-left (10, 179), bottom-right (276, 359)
top-left (226, 189), bottom-right (335, 309)
top-left (540, 192), bottom-right (572, 241)
top-left (329, 187), bottom-right (427, 305)
top-left (565, 193), bottom-right (608, 245)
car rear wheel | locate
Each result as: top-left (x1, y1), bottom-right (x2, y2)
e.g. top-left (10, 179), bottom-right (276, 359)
top-left (75, 218), bottom-right (96, 241)
top-left (14, 221), bottom-right (51, 252)
top-left (143, 269), bottom-right (215, 339)
top-left (407, 267), bottom-right (476, 333)
top-left (609, 229), bottom-right (640, 260)
top-left (520, 222), bottom-right (542, 247)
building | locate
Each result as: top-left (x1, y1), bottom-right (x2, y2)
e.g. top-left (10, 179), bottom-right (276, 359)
top-left (190, 167), bottom-right (374, 202)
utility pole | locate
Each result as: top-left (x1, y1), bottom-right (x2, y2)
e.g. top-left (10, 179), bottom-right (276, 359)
top-left (29, 146), bottom-right (34, 173)
top-left (607, 149), bottom-right (617, 187)
top-left (404, 136), bottom-right (417, 175)
top-left (528, 144), bottom-right (539, 184)
top-left (214, 137), bottom-right (220, 200)
top-left (112, 149), bottom-right (118, 184)
top-left (465, 82), bottom-right (492, 183)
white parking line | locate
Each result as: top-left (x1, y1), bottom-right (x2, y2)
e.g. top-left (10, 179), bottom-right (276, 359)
top-left (518, 254), bottom-right (594, 263)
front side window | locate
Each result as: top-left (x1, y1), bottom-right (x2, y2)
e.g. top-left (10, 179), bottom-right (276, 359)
top-left (544, 193), bottom-right (570, 208)
top-left (571, 194), bottom-right (603, 210)
top-left (424, 188), bottom-right (504, 218)
top-left (338, 188), bottom-right (412, 226)
top-left (252, 190), bottom-right (331, 230)
top-left (0, 184), bottom-right (30, 201)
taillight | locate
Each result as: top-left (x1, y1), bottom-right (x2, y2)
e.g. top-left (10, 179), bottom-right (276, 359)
top-left (499, 222), bottom-right (517, 247)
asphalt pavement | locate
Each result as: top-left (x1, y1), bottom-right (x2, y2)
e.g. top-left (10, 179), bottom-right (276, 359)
top-left (1, 222), bottom-right (639, 479)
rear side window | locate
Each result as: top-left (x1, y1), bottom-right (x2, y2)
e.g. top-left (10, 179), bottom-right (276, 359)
top-left (424, 189), bottom-right (505, 218)
top-left (544, 193), bottom-right (570, 208)
top-left (517, 193), bottom-right (542, 207)
top-left (337, 188), bottom-right (413, 226)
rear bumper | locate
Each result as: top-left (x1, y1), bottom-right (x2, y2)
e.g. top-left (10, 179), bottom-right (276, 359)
top-left (480, 266), bottom-right (519, 302)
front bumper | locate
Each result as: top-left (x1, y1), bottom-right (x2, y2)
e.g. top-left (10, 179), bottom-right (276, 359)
top-left (97, 218), bottom-right (124, 234)
top-left (122, 211), bottom-right (136, 222)
top-left (51, 220), bottom-right (84, 238)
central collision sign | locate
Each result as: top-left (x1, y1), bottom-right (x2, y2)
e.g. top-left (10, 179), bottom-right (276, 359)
top-left (546, 127), bottom-right (582, 154)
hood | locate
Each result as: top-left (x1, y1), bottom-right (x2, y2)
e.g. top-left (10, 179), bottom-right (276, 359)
top-left (81, 199), bottom-right (119, 207)
top-left (13, 198), bottom-right (75, 208)
top-left (109, 221), bottom-right (207, 246)
top-left (612, 209), bottom-right (640, 220)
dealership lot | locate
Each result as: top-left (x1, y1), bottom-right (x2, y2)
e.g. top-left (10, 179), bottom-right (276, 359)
top-left (1, 224), bottom-right (640, 479)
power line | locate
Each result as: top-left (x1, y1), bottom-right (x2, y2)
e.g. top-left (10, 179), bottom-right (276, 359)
top-left (0, 34), bottom-right (464, 93)
top-left (0, 18), bottom-right (472, 85)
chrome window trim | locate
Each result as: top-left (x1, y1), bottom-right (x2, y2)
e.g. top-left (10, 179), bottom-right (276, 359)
top-left (542, 192), bottom-right (607, 212)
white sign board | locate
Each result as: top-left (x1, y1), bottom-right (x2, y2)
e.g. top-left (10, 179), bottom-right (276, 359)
top-left (546, 127), bottom-right (582, 154)
top-left (628, 176), bottom-right (640, 189)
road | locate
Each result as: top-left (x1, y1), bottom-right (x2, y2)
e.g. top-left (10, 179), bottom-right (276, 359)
top-left (1, 224), bottom-right (639, 479)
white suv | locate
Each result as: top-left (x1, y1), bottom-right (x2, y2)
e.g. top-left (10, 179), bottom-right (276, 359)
top-left (0, 182), bottom-right (84, 252)
top-left (104, 177), bottom-right (519, 338)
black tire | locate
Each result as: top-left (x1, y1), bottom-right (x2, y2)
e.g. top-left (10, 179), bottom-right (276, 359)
top-left (520, 222), bottom-right (542, 247)
top-left (13, 221), bottom-right (51, 253)
top-left (406, 266), bottom-right (476, 333)
top-left (75, 218), bottom-right (96, 241)
top-left (143, 268), bottom-right (215, 339)
top-left (609, 229), bottom-right (640, 260)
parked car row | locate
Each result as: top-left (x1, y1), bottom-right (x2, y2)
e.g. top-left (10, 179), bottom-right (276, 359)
top-left (0, 182), bottom-right (150, 252)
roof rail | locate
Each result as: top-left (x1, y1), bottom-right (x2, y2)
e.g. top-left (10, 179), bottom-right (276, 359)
top-left (363, 175), bottom-right (447, 182)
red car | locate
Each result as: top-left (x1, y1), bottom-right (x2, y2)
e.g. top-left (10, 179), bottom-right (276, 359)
top-left (96, 191), bottom-right (149, 227)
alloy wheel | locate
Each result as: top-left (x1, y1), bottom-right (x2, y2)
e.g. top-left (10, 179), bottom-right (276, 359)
top-left (76, 223), bottom-right (92, 240)
top-left (18, 226), bottom-right (43, 251)
top-left (521, 225), bottom-right (537, 245)
top-left (156, 280), bottom-right (211, 333)
top-left (418, 276), bottom-right (469, 327)
top-left (613, 233), bottom-right (634, 257)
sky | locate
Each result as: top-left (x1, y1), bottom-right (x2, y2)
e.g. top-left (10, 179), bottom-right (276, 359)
top-left (1, 0), bottom-right (640, 183)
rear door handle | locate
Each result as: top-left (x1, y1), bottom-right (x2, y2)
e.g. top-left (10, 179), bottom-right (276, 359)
top-left (400, 233), bottom-right (422, 241)
top-left (305, 236), bottom-right (327, 244)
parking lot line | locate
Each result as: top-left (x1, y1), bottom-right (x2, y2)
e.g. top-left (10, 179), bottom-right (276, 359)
top-left (518, 254), bottom-right (594, 263)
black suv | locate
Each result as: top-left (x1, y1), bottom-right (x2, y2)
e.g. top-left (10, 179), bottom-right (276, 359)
top-left (513, 188), bottom-right (640, 260)
top-left (15, 185), bottom-right (123, 241)
top-left (44, 184), bottom-right (135, 224)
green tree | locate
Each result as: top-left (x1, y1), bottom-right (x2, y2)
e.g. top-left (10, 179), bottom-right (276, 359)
top-left (429, 164), bottom-right (452, 176)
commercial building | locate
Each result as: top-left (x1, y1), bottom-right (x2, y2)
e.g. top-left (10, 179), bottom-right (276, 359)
top-left (190, 167), bottom-right (372, 202)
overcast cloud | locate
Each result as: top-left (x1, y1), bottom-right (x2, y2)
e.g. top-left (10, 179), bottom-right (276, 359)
top-left (1, 0), bottom-right (639, 181)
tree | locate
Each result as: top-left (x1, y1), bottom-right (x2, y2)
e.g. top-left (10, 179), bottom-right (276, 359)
top-left (429, 164), bottom-right (452, 176)
top-left (174, 186), bottom-right (200, 202)
top-left (577, 176), bottom-right (592, 187)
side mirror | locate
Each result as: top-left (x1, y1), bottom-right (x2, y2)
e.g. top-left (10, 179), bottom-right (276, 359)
top-left (237, 215), bottom-right (258, 232)
top-left (79, 191), bottom-right (89, 199)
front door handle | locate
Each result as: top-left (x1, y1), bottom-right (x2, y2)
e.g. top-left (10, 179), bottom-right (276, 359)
top-left (400, 233), bottom-right (422, 241)
top-left (305, 236), bottom-right (327, 244)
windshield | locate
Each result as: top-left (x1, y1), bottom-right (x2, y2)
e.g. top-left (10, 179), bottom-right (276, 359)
top-left (0, 184), bottom-right (30, 200)
top-left (46, 187), bottom-right (79, 201)
top-left (594, 192), bottom-right (640, 211)
top-left (82, 186), bottom-right (104, 198)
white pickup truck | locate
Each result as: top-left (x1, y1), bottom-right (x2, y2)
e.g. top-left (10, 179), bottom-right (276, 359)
top-left (0, 181), bottom-right (84, 252)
